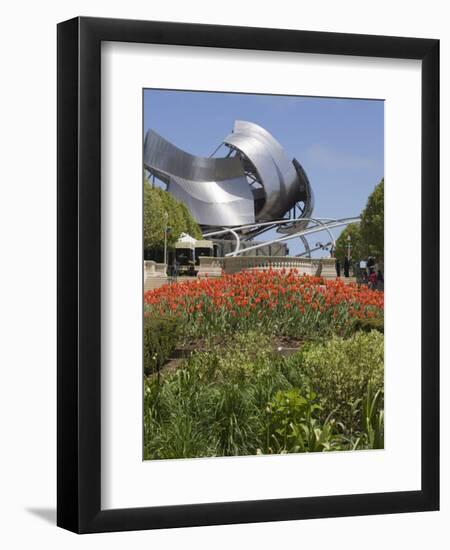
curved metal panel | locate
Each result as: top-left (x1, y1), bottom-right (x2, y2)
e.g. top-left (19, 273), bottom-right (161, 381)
top-left (276, 158), bottom-right (315, 234)
top-left (293, 158), bottom-right (315, 219)
top-left (168, 176), bottom-right (255, 227)
top-left (223, 121), bottom-right (303, 221)
top-left (144, 130), bottom-right (255, 226)
top-left (144, 122), bottom-right (314, 229)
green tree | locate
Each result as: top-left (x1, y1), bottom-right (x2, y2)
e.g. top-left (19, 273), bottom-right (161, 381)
top-left (335, 178), bottom-right (384, 263)
top-left (179, 202), bottom-right (202, 240)
top-left (334, 223), bottom-right (362, 262)
top-left (143, 182), bottom-right (165, 249)
top-left (360, 178), bottom-right (384, 261)
top-left (143, 180), bottom-right (202, 250)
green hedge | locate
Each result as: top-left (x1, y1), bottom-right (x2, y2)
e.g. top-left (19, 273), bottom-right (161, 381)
top-left (143, 315), bottom-right (181, 375)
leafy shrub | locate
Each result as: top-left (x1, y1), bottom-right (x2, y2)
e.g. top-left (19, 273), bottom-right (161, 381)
top-left (351, 317), bottom-right (384, 334)
top-left (265, 389), bottom-right (310, 452)
top-left (143, 331), bottom-right (384, 459)
top-left (201, 332), bottom-right (274, 382)
top-left (143, 314), bottom-right (181, 375)
top-left (284, 331), bottom-right (384, 431)
top-left (263, 388), bottom-right (352, 454)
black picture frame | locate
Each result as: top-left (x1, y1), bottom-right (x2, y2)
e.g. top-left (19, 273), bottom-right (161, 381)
top-left (57, 16), bottom-right (439, 533)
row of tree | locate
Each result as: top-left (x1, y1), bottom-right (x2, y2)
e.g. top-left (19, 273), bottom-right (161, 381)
top-left (334, 178), bottom-right (384, 263)
top-left (143, 180), bottom-right (202, 252)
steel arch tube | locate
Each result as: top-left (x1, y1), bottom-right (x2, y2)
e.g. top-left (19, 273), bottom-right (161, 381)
top-left (225, 220), bottom-right (360, 256)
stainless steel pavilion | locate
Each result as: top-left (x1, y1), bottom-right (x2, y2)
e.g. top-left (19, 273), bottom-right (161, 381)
top-left (144, 121), bottom-right (358, 257)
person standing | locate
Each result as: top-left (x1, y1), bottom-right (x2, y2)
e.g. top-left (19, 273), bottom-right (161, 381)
top-left (354, 261), bottom-right (361, 285)
top-left (377, 269), bottom-right (384, 291)
top-left (335, 258), bottom-right (341, 277)
top-left (368, 268), bottom-right (377, 289)
top-left (344, 256), bottom-right (350, 278)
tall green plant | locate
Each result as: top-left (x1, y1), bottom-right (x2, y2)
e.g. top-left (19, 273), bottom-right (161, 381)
top-left (360, 381), bottom-right (384, 449)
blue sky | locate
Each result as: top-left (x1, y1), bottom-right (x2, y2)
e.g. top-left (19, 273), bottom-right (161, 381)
top-left (143, 89), bottom-right (384, 256)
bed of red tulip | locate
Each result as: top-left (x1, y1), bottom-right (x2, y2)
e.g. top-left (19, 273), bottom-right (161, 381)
top-left (144, 269), bottom-right (384, 338)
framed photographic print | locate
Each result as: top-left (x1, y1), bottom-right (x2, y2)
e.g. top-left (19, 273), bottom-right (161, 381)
top-left (57, 17), bottom-right (439, 533)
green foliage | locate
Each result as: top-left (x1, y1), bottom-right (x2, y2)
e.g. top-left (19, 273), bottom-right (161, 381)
top-left (263, 389), bottom-right (340, 453)
top-left (360, 178), bottom-right (384, 261)
top-left (143, 314), bottom-right (181, 375)
top-left (334, 223), bottom-right (362, 263)
top-left (178, 201), bottom-right (203, 241)
top-left (144, 334), bottom-right (281, 459)
top-left (143, 180), bottom-right (202, 250)
top-left (285, 331), bottom-right (384, 431)
top-left (143, 331), bottom-right (384, 459)
top-left (351, 316), bottom-right (384, 334)
top-left (334, 178), bottom-right (384, 263)
top-left (360, 380), bottom-right (384, 449)
top-left (143, 182), bottom-right (165, 250)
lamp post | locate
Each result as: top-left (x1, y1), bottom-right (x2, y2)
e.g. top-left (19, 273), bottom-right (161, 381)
top-left (163, 210), bottom-right (168, 269)
top-left (347, 234), bottom-right (352, 260)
